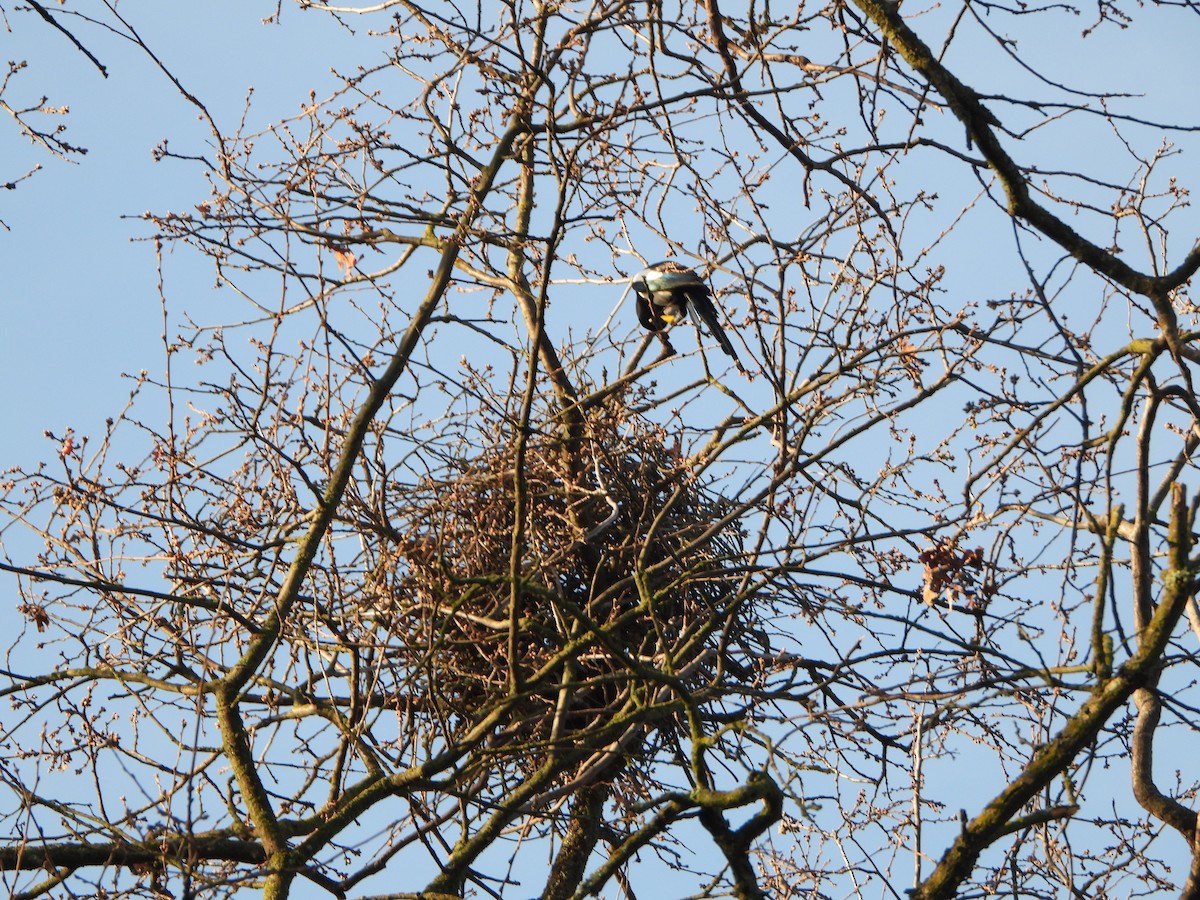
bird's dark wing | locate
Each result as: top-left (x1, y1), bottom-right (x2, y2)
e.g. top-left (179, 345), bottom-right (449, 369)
top-left (685, 286), bottom-right (741, 365)
top-left (636, 292), bottom-right (666, 332)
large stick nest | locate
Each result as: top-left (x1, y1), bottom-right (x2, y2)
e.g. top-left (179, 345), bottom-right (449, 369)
top-left (364, 410), bottom-right (752, 754)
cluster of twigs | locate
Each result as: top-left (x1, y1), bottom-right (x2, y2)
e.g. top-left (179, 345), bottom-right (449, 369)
top-left (359, 411), bottom-right (750, 762)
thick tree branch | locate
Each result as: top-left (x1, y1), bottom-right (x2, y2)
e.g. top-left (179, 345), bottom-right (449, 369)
top-left (910, 484), bottom-right (1197, 900)
top-left (0, 834), bottom-right (266, 871)
top-left (694, 771), bottom-right (785, 900)
top-left (849, 0), bottom-right (1200, 316)
top-left (541, 784), bottom-right (610, 900)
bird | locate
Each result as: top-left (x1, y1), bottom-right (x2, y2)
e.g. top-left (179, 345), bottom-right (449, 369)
top-left (631, 261), bottom-right (742, 368)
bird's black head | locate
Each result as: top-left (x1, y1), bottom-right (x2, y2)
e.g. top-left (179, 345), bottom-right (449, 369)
top-left (631, 276), bottom-right (649, 297)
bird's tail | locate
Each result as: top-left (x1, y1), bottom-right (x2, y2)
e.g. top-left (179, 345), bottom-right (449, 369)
top-left (687, 287), bottom-right (742, 368)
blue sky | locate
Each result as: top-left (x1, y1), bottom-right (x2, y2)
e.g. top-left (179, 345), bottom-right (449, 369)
top-left (3, 4), bottom-right (365, 462)
top-left (6, 0), bottom-right (1197, 466)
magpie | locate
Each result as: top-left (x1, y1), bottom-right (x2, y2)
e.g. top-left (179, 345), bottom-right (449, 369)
top-left (631, 261), bottom-right (742, 367)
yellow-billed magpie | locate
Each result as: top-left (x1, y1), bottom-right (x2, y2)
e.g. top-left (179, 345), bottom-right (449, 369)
top-left (631, 261), bottom-right (741, 367)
